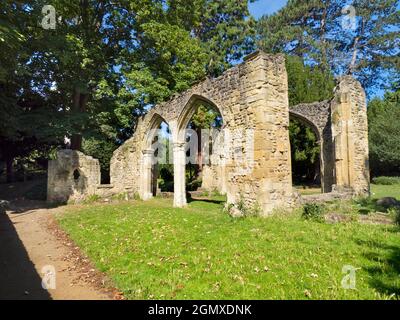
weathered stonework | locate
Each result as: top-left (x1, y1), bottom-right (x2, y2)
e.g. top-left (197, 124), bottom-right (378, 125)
top-left (47, 150), bottom-right (100, 203)
top-left (105, 51), bottom-right (295, 214)
top-left (289, 101), bottom-right (334, 193)
top-left (47, 51), bottom-right (370, 215)
top-left (331, 76), bottom-right (370, 195)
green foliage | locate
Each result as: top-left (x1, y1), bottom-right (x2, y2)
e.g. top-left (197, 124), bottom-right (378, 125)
top-left (286, 56), bottom-right (335, 107)
top-left (1, 0), bottom-right (254, 182)
top-left (111, 192), bottom-right (129, 201)
top-left (257, 0), bottom-right (400, 93)
top-left (285, 56), bottom-right (334, 187)
top-left (187, 179), bottom-right (202, 192)
top-left (190, 105), bottom-right (222, 130)
top-left (83, 194), bottom-right (102, 204)
top-left (159, 166), bottom-right (174, 182)
top-left (233, 196), bottom-right (261, 218)
top-left (302, 203), bottom-right (325, 222)
top-left (289, 119), bottom-right (321, 185)
top-left (372, 177), bottom-right (400, 186)
top-left (368, 90), bottom-right (400, 176)
top-left (82, 137), bottom-right (118, 183)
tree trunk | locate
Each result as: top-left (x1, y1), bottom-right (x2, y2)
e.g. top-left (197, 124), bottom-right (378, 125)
top-left (5, 156), bottom-right (14, 183)
top-left (348, 37), bottom-right (359, 74)
top-left (70, 88), bottom-right (88, 151)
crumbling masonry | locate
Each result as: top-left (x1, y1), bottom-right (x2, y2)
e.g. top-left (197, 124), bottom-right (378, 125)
top-left (47, 51), bottom-right (370, 216)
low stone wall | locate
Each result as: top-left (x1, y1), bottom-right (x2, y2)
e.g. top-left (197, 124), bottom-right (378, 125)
top-left (47, 150), bottom-right (101, 203)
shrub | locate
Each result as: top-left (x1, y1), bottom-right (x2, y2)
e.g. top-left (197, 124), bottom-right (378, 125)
top-left (229, 196), bottom-right (261, 218)
top-left (159, 166), bottom-right (173, 182)
top-left (372, 176), bottom-right (400, 185)
top-left (302, 203), bottom-right (324, 222)
top-left (159, 180), bottom-right (174, 192)
top-left (111, 192), bottom-right (128, 201)
top-left (187, 179), bottom-right (202, 191)
top-left (133, 192), bottom-right (141, 201)
top-left (83, 194), bottom-right (102, 204)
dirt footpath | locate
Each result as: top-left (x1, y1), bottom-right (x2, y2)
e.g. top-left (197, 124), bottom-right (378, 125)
top-left (0, 200), bottom-right (113, 300)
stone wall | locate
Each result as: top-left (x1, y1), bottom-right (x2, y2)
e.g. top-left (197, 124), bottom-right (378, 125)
top-left (108, 51), bottom-right (295, 215)
top-left (201, 77), bottom-right (369, 198)
top-left (47, 150), bottom-right (101, 203)
top-left (289, 101), bottom-right (334, 193)
top-left (47, 51), bottom-right (370, 213)
top-left (331, 76), bottom-right (370, 195)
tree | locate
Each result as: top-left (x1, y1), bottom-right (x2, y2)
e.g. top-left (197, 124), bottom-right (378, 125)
top-left (287, 55), bottom-right (335, 106)
top-left (188, 104), bottom-right (222, 179)
top-left (257, 0), bottom-right (400, 94)
top-left (0, 0), bottom-right (257, 183)
top-left (368, 90), bottom-right (400, 176)
top-left (286, 55), bottom-right (336, 186)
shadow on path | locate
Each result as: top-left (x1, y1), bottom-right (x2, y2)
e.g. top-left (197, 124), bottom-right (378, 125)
top-left (0, 212), bottom-right (52, 300)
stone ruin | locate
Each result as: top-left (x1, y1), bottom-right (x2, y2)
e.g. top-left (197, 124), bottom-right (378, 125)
top-left (47, 51), bottom-right (370, 215)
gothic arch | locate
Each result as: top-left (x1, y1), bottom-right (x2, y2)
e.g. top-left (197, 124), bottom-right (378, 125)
top-left (176, 94), bottom-right (223, 142)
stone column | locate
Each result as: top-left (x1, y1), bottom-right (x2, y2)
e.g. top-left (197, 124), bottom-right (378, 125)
top-left (140, 149), bottom-right (154, 201)
top-left (173, 142), bottom-right (187, 207)
top-left (331, 76), bottom-right (369, 195)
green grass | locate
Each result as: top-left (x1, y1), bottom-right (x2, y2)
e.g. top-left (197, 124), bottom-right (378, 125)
top-left (56, 187), bottom-right (400, 300)
top-left (370, 184), bottom-right (400, 200)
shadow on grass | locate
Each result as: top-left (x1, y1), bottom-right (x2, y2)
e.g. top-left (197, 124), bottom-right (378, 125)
top-left (355, 238), bottom-right (400, 297)
top-left (353, 198), bottom-right (387, 215)
top-left (186, 194), bottom-right (226, 205)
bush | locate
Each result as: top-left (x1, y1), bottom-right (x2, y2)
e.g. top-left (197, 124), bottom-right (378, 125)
top-left (159, 166), bottom-right (173, 182)
top-left (372, 176), bottom-right (400, 185)
top-left (302, 203), bottom-right (324, 222)
top-left (159, 180), bottom-right (174, 192)
top-left (83, 194), bottom-right (102, 204)
top-left (187, 179), bottom-right (202, 191)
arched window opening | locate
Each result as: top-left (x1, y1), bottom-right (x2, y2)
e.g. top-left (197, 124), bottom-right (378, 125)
top-left (184, 101), bottom-right (223, 192)
top-left (153, 121), bottom-right (173, 195)
top-left (289, 117), bottom-right (322, 195)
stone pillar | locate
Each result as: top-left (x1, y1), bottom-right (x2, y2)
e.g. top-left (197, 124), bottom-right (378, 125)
top-left (173, 142), bottom-right (187, 207)
top-left (140, 149), bottom-right (154, 200)
top-left (331, 76), bottom-right (370, 195)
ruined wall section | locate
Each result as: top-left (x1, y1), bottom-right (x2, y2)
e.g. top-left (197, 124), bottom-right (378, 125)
top-left (109, 51), bottom-right (296, 215)
top-left (47, 150), bottom-right (101, 203)
top-left (290, 101), bottom-right (334, 192)
top-left (331, 76), bottom-right (370, 195)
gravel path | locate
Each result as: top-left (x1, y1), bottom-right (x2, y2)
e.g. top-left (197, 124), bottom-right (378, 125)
top-left (0, 200), bottom-right (112, 300)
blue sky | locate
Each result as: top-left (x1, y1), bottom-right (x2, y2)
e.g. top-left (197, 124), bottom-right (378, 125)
top-left (249, 0), bottom-right (288, 19)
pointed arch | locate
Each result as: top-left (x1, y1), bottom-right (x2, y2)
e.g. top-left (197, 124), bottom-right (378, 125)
top-left (176, 94), bottom-right (223, 141)
top-left (289, 110), bottom-right (322, 142)
top-left (144, 112), bottom-right (171, 150)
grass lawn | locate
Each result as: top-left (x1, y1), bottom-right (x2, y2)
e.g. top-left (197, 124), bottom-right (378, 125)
top-left (370, 184), bottom-right (400, 200)
top-left (56, 185), bottom-right (400, 300)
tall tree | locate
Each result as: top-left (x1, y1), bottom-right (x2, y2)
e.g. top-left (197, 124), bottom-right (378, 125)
top-left (368, 89), bottom-right (400, 176)
top-left (257, 0), bottom-right (400, 94)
